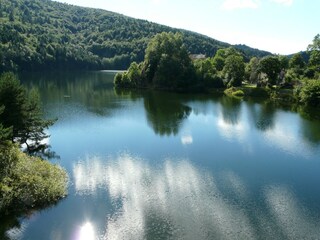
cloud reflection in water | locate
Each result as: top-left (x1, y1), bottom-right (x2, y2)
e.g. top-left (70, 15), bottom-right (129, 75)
top-left (73, 154), bottom-right (320, 240)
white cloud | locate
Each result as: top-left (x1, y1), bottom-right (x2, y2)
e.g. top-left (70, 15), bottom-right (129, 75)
top-left (270, 0), bottom-right (293, 6)
top-left (221, 0), bottom-right (260, 10)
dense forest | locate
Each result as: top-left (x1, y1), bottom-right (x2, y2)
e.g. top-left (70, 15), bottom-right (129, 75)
top-left (0, 0), bottom-right (271, 72)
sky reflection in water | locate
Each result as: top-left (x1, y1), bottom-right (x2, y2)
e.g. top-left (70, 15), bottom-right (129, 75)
top-left (9, 72), bottom-right (320, 240)
top-left (73, 153), bottom-right (320, 240)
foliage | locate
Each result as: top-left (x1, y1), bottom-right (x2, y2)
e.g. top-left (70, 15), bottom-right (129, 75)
top-left (223, 54), bottom-right (245, 87)
top-left (233, 44), bottom-right (271, 59)
top-left (194, 58), bottom-right (224, 88)
top-left (245, 57), bottom-right (259, 83)
top-left (115, 32), bottom-right (197, 91)
top-left (224, 87), bottom-right (244, 97)
top-left (289, 53), bottom-right (305, 77)
top-left (0, 72), bottom-right (54, 152)
top-left (0, 143), bottom-right (67, 214)
top-left (278, 55), bottom-right (289, 69)
top-left (307, 34), bottom-right (320, 68)
top-left (298, 80), bottom-right (320, 107)
top-left (0, 106), bottom-right (12, 143)
top-left (289, 53), bottom-right (305, 69)
top-left (0, 0), bottom-right (271, 72)
top-left (258, 56), bottom-right (281, 85)
top-left (116, 41), bottom-right (248, 91)
top-left (212, 49), bottom-right (227, 71)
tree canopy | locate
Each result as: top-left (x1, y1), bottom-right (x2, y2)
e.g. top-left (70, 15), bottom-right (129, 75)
top-left (307, 34), bottom-right (320, 68)
top-left (0, 72), bottom-right (54, 152)
top-left (258, 56), bottom-right (281, 85)
top-left (115, 33), bottom-right (198, 91)
top-left (0, 0), bottom-right (271, 73)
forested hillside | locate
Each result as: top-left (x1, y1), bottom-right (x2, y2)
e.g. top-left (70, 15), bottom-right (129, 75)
top-left (0, 0), bottom-right (271, 72)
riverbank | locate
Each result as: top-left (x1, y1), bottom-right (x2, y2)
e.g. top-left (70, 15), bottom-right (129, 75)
top-left (225, 85), bottom-right (295, 102)
top-left (0, 143), bottom-right (68, 216)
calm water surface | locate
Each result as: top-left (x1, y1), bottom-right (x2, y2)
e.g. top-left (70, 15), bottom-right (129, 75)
top-left (3, 71), bottom-right (320, 240)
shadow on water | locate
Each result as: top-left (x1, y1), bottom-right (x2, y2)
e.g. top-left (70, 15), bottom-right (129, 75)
top-left (300, 119), bottom-right (320, 145)
top-left (20, 71), bottom-right (124, 117)
top-left (0, 200), bottom-right (64, 240)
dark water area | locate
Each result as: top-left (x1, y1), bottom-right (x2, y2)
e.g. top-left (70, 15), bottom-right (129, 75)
top-left (2, 71), bottom-right (320, 240)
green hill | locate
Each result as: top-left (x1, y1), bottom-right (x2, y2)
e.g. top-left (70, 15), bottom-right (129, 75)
top-left (0, 0), bottom-right (271, 72)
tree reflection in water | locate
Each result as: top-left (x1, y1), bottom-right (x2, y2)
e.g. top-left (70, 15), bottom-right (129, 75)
top-left (143, 91), bottom-right (191, 136)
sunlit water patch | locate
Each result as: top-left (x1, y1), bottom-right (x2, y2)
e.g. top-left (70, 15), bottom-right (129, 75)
top-left (72, 153), bottom-right (320, 240)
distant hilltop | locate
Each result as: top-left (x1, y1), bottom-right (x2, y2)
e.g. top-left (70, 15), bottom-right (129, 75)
top-left (0, 0), bottom-right (271, 72)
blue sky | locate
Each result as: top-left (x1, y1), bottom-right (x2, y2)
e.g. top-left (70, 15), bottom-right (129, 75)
top-left (55, 0), bottom-right (319, 55)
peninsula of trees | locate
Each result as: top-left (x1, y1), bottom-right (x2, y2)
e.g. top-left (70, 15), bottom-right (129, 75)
top-left (0, 0), bottom-right (270, 73)
top-left (115, 32), bottom-right (320, 107)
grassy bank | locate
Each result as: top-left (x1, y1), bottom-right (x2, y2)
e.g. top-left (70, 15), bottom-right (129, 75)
top-left (0, 143), bottom-right (68, 215)
top-left (224, 85), bottom-right (296, 103)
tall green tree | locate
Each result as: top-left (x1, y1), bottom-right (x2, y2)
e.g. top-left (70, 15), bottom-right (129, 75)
top-left (194, 58), bottom-right (223, 88)
top-left (115, 32), bottom-right (198, 90)
top-left (289, 53), bottom-right (305, 69)
top-left (142, 32), bottom-right (196, 90)
top-left (223, 54), bottom-right (245, 87)
top-left (0, 73), bottom-right (54, 152)
top-left (212, 49), bottom-right (226, 71)
top-left (278, 55), bottom-right (289, 69)
top-left (307, 34), bottom-right (320, 68)
top-left (258, 56), bottom-right (281, 85)
top-left (246, 57), bottom-right (260, 83)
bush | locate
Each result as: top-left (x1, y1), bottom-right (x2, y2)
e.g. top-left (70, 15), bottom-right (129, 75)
top-left (114, 72), bottom-right (123, 87)
top-left (0, 143), bottom-right (68, 215)
top-left (233, 89), bottom-right (245, 97)
top-left (298, 80), bottom-right (320, 107)
top-left (224, 87), bottom-right (244, 97)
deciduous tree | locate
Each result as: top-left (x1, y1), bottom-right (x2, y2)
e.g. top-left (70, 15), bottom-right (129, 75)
top-left (258, 56), bottom-right (281, 85)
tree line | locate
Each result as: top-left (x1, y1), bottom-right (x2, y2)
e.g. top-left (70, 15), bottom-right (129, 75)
top-left (0, 0), bottom-right (270, 73)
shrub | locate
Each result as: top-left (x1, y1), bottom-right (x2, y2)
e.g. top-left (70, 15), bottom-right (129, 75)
top-left (233, 89), bottom-right (245, 97)
top-left (224, 87), bottom-right (244, 97)
top-left (298, 80), bottom-right (320, 107)
top-left (0, 143), bottom-right (68, 214)
top-left (114, 72), bottom-right (123, 87)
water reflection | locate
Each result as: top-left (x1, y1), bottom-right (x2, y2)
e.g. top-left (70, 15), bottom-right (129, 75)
top-left (219, 96), bottom-right (242, 125)
top-left (20, 71), bottom-right (124, 117)
top-left (181, 133), bottom-right (193, 145)
top-left (73, 153), bottom-right (320, 239)
top-left (263, 112), bottom-right (315, 158)
top-left (20, 72), bottom-right (320, 148)
top-left (247, 101), bottom-right (276, 131)
top-left (217, 112), bottom-right (247, 142)
top-left (143, 91), bottom-right (191, 136)
top-left (4, 221), bottom-right (28, 240)
top-left (300, 117), bottom-right (320, 144)
top-left (265, 185), bottom-right (320, 239)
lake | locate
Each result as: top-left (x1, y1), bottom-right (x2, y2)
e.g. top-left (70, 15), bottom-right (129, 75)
top-left (2, 71), bottom-right (320, 240)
